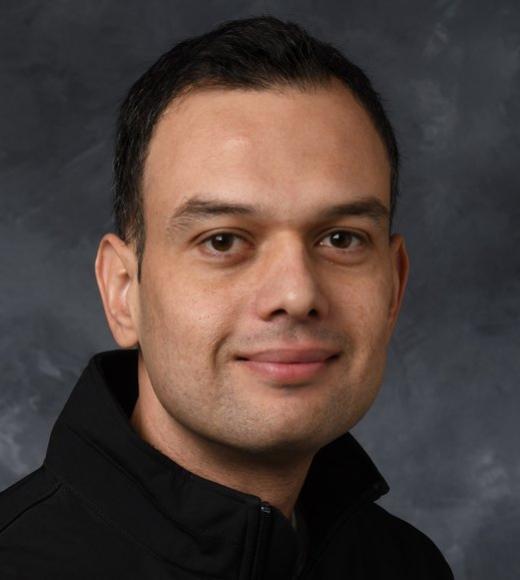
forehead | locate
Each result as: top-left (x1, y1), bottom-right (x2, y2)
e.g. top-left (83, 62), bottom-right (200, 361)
top-left (142, 81), bottom-right (390, 227)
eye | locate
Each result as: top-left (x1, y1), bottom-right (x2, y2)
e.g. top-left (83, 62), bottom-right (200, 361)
top-left (198, 229), bottom-right (367, 259)
top-left (318, 230), bottom-right (366, 250)
top-left (199, 232), bottom-right (247, 256)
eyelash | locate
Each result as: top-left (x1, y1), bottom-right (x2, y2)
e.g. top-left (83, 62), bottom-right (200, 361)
top-left (198, 230), bottom-right (367, 258)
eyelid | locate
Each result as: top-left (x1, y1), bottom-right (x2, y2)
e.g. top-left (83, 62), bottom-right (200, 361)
top-left (197, 228), bottom-right (368, 256)
top-left (317, 229), bottom-right (367, 247)
top-left (197, 230), bottom-right (250, 257)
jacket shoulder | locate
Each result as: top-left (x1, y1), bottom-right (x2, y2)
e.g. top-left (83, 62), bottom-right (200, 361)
top-left (362, 502), bottom-right (454, 579)
top-left (0, 465), bottom-right (62, 533)
top-left (0, 465), bottom-right (160, 579)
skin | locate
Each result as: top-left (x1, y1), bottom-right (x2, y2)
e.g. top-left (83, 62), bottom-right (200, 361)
top-left (95, 79), bottom-right (409, 521)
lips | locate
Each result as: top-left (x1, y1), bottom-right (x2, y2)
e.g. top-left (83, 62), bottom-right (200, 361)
top-left (236, 347), bottom-right (340, 364)
top-left (235, 347), bottom-right (340, 383)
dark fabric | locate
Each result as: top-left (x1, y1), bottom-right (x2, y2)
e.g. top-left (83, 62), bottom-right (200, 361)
top-left (0, 349), bottom-right (454, 579)
top-left (292, 505), bottom-right (309, 577)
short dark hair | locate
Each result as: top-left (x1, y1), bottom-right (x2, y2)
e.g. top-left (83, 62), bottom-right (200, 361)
top-left (113, 15), bottom-right (400, 281)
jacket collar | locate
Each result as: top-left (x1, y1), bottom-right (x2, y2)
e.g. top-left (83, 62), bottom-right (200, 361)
top-left (44, 349), bottom-right (389, 579)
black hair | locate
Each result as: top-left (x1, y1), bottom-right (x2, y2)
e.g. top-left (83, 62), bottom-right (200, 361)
top-left (113, 15), bottom-right (400, 281)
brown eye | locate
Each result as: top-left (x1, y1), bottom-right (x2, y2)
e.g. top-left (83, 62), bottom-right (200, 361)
top-left (320, 230), bottom-right (365, 250)
top-left (207, 233), bottom-right (236, 252)
top-left (199, 232), bottom-right (247, 257)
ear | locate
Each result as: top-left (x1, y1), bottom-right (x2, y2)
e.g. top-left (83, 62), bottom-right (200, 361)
top-left (94, 233), bottom-right (139, 348)
top-left (386, 233), bottom-right (410, 338)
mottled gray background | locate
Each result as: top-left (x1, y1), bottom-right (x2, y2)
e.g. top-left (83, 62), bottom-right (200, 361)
top-left (1, 1), bottom-right (519, 578)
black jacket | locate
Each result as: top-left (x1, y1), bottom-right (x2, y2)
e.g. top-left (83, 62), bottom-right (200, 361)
top-left (0, 349), bottom-right (453, 579)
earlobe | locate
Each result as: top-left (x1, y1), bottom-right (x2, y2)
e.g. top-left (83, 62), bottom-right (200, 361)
top-left (94, 233), bottom-right (139, 348)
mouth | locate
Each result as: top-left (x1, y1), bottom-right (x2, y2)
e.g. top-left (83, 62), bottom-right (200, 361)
top-left (235, 353), bottom-right (340, 383)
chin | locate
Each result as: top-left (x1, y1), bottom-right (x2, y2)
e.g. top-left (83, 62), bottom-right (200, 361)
top-left (225, 418), bottom-right (340, 461)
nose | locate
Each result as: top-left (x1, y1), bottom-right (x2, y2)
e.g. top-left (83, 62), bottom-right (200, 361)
top-left (254, 233), bottom-right (330, 322)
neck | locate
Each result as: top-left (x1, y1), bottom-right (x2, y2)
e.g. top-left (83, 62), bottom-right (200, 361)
top-left (129, 370), bottom-right (313, 521)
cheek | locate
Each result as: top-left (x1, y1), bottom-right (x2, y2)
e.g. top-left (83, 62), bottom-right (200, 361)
top-left (139, 267), bottom-right (237, 356)
top-left (342, 275), bottom-right (391, 336)
top-left (336, 274), bottom-right (393, 387)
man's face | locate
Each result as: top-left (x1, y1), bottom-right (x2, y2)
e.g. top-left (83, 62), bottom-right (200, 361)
top-left (130, 81), bottom-right (408, 458)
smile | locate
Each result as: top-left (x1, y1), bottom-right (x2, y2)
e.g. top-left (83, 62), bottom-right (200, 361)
top-left (236, 354), bottom-right (339, 383)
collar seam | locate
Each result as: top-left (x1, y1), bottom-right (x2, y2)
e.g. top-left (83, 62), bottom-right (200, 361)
top-left (44, 459), bottom-right (227, 580)
top-left (57, 421), bottom-right (207, 540)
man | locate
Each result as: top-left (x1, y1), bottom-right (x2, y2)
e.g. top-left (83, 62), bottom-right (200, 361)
top-left (0, 15), bottom-right (453, 579)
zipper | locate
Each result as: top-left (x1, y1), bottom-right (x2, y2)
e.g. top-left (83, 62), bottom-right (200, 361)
top-left (250, 501), bottom-right (272, 580)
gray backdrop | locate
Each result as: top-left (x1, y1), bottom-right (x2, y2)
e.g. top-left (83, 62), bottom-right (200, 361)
top-left (1, 1), bottom-right (519, 578)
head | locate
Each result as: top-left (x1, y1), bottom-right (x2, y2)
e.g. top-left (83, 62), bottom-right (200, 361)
top-left (95, 16), bottom-right (409, 461)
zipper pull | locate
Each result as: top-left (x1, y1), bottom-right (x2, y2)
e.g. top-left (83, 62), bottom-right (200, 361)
top-left (260, 502), bottom-right (272, 515)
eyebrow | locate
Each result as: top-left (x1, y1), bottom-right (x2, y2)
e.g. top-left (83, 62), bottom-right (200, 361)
top-left (166, 193), bottom-right (390, 236)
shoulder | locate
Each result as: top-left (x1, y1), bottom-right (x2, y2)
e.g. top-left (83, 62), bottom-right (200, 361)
top-left (359, 502), bottom-right (454, 579)
top-left (0, 466), bottom-right (63, 577)
top-left (0, 465), bottom-right (141, 579)
top-left (0, 465), bottom-right (62, 533)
